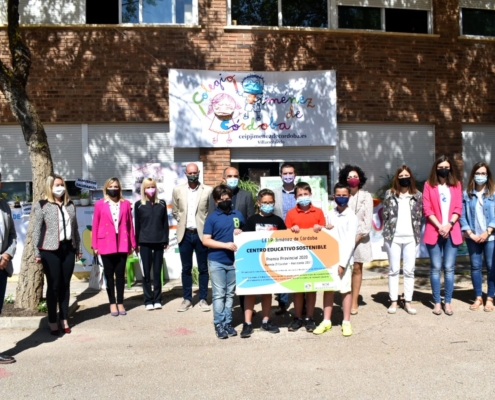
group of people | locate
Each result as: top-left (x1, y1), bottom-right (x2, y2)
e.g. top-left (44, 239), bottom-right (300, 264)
top-left (1, 155), bottom-right (495, 362)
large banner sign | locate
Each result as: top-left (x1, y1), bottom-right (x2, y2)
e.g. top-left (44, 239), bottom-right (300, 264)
top-left (169, 69), bottom-right (337, 148)
top-left (235, 229), bottom-right (341, 295)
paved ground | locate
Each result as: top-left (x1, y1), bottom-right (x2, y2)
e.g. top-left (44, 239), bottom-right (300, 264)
top-left (1, 266), bottom-right (495, 399)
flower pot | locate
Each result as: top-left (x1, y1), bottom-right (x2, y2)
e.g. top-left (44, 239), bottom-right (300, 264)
top-left (80, 199), bottom-right (90, 206)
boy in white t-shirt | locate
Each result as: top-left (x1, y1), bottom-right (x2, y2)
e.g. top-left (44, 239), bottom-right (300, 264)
top-left (314, 182), bottom-right (358, 337)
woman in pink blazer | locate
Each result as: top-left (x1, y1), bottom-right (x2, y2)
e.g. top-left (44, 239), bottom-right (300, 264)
top-left (423, 156), bottom-right (463, 316)
top-left (92, 177), bottom-right (136, 316)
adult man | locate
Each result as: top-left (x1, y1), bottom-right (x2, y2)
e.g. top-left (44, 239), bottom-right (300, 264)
top-left (0, 172), bottom-right (17, 364)
top-left (207, 166), bottom-right (255, 222)
top-left (172, 163), bottom-right (213, 312)
top-left (271, 162), bottom-right (298, 314)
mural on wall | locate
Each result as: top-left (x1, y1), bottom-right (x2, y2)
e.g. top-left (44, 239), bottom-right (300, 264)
top-left (169, 69), bottom-right (337, 148)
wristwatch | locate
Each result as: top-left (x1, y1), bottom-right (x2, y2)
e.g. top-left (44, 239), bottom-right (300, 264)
top-left (449, 221), bottom-right (455, 226)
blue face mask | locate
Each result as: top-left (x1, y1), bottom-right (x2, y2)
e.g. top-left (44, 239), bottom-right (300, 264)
top-left (260, 204), bottom-right (275, 214)
top-left (226, 178), bottom-right (239, 189)
top-left (474, 175), bottom-right (488, 185)
top-left (335, 196), bottom-right (349, 207)
top-left (296, 196), bottom-right (311, 206)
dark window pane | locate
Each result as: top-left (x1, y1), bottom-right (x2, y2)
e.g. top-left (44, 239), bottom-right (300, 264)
top-left (462, 8), bottom-right (495, 37)
top-left (282, 0), bottom-right (328, 28)
top-left (385, 9), bottom-right (428, 33)
top-left (87, 0), bottom-right (119, 24)
top-left (176, 0), bottom-right (194, 24)
top-left (122, 0), bottom-right (139, 23)
top-left (231, 0), bottom-right (278, 26)
top-left (338, 6), bottom-right (381, 30)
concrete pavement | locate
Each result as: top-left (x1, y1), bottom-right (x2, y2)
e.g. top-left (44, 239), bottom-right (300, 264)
top-left (1, 265), bottom-right (494, 399)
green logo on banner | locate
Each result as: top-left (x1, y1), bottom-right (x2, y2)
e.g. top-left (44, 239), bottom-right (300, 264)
top-left (233, 218), bottom-right (240, 228)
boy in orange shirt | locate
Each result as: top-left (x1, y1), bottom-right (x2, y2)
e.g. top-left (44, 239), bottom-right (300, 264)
top-left (285, 182), bottom-right (326, 332)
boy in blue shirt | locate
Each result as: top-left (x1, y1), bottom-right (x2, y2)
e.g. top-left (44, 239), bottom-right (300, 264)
top-left (203, 185), bottom-right (245, 339)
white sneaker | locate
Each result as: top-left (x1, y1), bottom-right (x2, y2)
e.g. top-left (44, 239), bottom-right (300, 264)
top-left (145, 304), bottom-right (154, 311)
top-left (154, 303), bottom-right (162, 310)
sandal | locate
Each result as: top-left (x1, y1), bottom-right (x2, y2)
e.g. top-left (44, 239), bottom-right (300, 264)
top-left (469, 298), bottom-right (484, 311)
top-left (484, 298), bottom-right (494, 312)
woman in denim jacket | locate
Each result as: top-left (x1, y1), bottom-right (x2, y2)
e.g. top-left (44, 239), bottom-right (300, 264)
top-left (382, 166), bottom-right (423, 315)
top-left (459, 162), bottom-right (495, 312)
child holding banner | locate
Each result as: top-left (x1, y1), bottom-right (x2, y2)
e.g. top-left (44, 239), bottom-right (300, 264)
top-left (314, 183), bottom-right (358, 337)
top-left (240, 189), bottom-right (286, 338)
top-left (202, 185), bottom-right (245, 339)
top-left (285, 182), bottom-right (326, 332)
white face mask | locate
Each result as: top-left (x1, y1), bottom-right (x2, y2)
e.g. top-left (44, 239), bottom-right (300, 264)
top-left (52, 186), bottom-right (65, 198)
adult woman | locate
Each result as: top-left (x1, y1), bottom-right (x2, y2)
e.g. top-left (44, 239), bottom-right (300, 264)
top-left (134, 178), bottom-right (169, 310)
top-left (32, 174), bottom-right (82, 335)
top-left (92, 177), bottom-right (135, 316)
top-left (382, 166), bottom-right (423, 315)
top-left (338, 164), bottom-right (373, 315)
top-left (459, 162), bottom-right (495, 311)
top-left (423, 155), bottom-right (462, 316)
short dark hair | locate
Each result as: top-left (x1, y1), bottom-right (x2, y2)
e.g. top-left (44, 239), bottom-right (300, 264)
top-left (294, 181), bottom-right (312, 198)
top-left (257, 188), bottom-right (275, 202)
top-left (212, 184), bottom-right (233, 201)
top-left (334, 182), bottom-right (350, 194)
top-left (280, 163), bottom-right (296, 174)
top-left (338, 164), bottom-right (367, 189)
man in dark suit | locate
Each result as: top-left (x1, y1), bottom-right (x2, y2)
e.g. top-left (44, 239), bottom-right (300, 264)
top-left (208, 166), bottom-right (255, 312)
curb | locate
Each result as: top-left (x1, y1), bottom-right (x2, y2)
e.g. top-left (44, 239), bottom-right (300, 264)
top-left (0, 297), bottom-right (78, 330)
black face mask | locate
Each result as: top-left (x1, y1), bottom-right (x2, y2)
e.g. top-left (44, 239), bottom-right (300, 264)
top-left (107, 189), bottom-right (120, 198)
top-left (437, 168), bottom-right (450, 179)
top-left (398, 177), bottom-right (411, 188)
top-left (218, 200), bottom-right (232, 212)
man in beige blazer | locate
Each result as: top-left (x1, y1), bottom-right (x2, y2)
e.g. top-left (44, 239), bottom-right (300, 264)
top-left (172, 163), bottom-right (213, 312)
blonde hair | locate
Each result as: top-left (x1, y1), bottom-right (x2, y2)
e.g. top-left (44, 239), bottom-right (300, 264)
top-left (45, 174), bottom-right (71, 205)
top-left (140, 177), bottom-right (159, 205)
top-left (103, 177), bottom-right (124, 201)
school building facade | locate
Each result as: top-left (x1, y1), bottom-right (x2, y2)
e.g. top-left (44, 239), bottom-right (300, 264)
top-left (1, 0), bottom-right (495, 198)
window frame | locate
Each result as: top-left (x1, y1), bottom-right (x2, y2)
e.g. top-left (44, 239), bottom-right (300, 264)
top-left (460, 7), bottom-right (495, 38)
top-left (228, 0), bottom-right (432, 34)
top-left (119, 0), bottom-right (198, 25)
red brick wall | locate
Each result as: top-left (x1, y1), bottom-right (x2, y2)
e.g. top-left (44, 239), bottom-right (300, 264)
top-left (1, 0), bottom-right (494, 175)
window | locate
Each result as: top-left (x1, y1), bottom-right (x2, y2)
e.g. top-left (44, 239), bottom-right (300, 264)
top-left (230, 1), bottom-right (431, 33)
top-left (231, 0), bottom-right (329, 27)
top-left (338, 6), bottom-right (381, 30)
top-left (338, 6), bottom-right (428, 33)
top-left (86, 0), bottom-right (196, 24)
top-left (121, 0), bottom-right (194, 24)
top-left (461, 8), bottom-right (495, 37)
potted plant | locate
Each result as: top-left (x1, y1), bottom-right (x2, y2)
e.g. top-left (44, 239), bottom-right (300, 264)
top-left (79, 191), bottom-right (90, 206)
top-left (13, 194), bottom-right (22, 208)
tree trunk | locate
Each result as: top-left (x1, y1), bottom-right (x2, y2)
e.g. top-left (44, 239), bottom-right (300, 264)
top-left (0, 0), bottom-right (54, 309)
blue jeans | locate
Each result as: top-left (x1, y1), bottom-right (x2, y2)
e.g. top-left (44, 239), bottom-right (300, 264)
top-left (466, 239), bottom-right (495, 298)
top-left (208, 260), bottom-right (236, 326)
top-left (179, 231), bottom-right (209, 302)
top-left (0, 269), bottom-right (7, 315)
top-left (278, 293), bottom-right (289, 308)
top-left (426, 236), bottom-right (458, 304)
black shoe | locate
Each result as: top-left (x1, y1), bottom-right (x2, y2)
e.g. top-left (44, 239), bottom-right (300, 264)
top-left (275, 305), bottom-right (287, 315)
top-left (305, 318), bottom-right (317, 332)
top-left (288, 318), bottom-right (303, 332)
top-left (0, 353), bottom-right (15, 364)
top-left (215, 324), bottom-right (228, 339)
top-left (224, 323), bottom-right (238, 337)
top-left (240, 323), bottom-right (254, 338)
top-left (261, 320), bottom-right (280, 334)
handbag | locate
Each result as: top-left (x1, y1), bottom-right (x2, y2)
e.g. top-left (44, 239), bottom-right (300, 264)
top-left (88, 255), bottom-right (106, 290)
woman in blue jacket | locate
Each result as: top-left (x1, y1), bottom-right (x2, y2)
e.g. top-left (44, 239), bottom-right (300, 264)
top-left (460, 162), bottom-right (495, 311)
